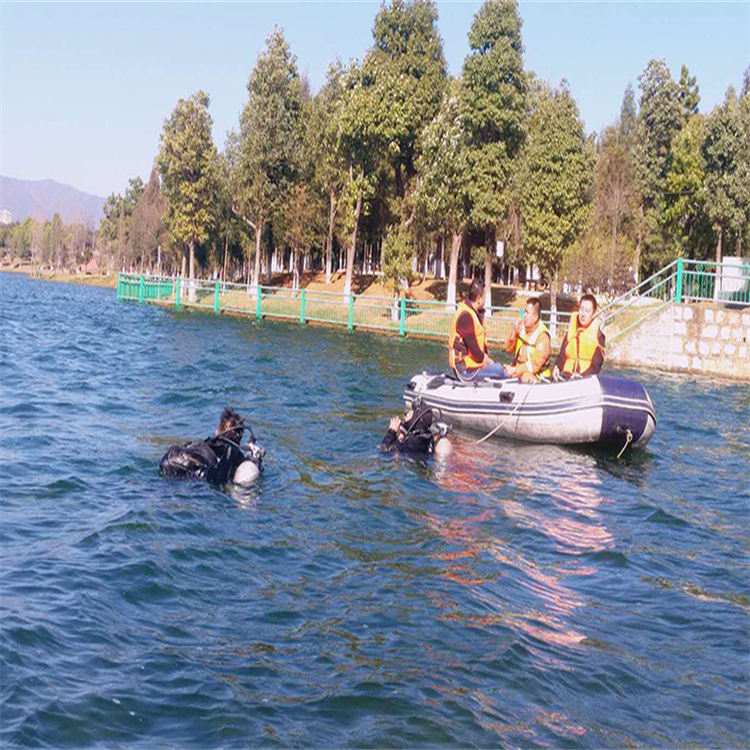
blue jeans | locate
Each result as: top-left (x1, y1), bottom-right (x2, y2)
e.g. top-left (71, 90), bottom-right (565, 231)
top-left (466, 362), bottom-right (508, 380)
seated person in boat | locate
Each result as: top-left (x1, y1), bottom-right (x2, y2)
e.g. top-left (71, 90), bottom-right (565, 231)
top-left (160, 407), bottom-right (252, 484)
top-left (448, 278), bottom-right (507, 380)
top-left (552, 294), bottom-right (606, 381)
top-left (503, 297), bottom-right (551, 383)
top-left (381, 401), bottom-right (449, 456)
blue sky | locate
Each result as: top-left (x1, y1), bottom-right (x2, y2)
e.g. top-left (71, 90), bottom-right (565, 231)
top-left (1, 1), bottom-right (748, 198)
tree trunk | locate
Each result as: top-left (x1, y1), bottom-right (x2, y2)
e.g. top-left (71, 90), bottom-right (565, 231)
top-left (550, 270), bottom-right (559, 341)
top-left (714, 226), bottom-right (723, 301)
top-left (438, 234), bottom-right (445, 279)
top-left (484, 232), bottom-right (493, 317)
top-left (181, 251), bottom-right (187, 279)
top-left (326, 191), bottom-right (336, 285)
top-left (343, 172), bottom-right (363, 301)
top-left (252, 221), bottom-right (263, 293)
top-left (188, 239), bottom-right (196, 302)
top-left (222, 235), bottom-right (228, 282)
top-left (447, 230), bottom-right (461, 311)
top-left (292, 249), bottom-right (299, 292)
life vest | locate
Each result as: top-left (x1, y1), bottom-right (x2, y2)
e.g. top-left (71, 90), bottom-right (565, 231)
top-left (562, 314), bottom-right (605, 375)
top-left (448, 301), bottom-right (486, 370)
top-left (513, 320), bottom-right (551, 380)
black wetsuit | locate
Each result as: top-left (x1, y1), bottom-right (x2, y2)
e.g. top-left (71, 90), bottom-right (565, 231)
top-left (159, 436), bottom-right (246, 484)
top-left (380, 408), bottom-right (436, 455)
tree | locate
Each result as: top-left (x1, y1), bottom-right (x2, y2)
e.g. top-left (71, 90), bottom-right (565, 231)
top-left (619, 82), bottom-right (637, 146)
top-left (595, 125), bottom-right (638, 282)
top-left (461, 0), bottom-right (527, 313)
top-left (521, 81), bottom-right (595, 330)
top-left (157, 90), bottom-right (218, 295)
top-left (662, 114), bottom-right (713, 261)
top-left (129, 168), bottom-right (165, 272)
top-left (308, 60), bottom-right (349, 283)
top-left (234, 28), bottom-right (303, 291)
top-left (415, 77), bottom-right (471, 308)
top-left (678, 64), bottom-right (700, 124)
top-left (635, 58), bottom-right (682, 275)
top-left (702, 88), bottom-right (750, 267)
top-left (366, 0), bottom-right (447, 198)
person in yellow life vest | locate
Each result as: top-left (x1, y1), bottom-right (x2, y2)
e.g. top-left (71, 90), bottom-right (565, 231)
top-left (503, 297), bottom-right (551, 383)
top-left (552, 294), bottom-right (606, 381)
top-left (448, 278), bottom-right (508, 380)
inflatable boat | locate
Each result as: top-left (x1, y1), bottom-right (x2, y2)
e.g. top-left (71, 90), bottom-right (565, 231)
top-left (403, 372), bottom-right (656, 450)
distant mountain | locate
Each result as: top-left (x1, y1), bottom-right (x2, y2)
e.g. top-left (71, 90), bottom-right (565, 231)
top-left (0, 176), bottom-right (106, 226)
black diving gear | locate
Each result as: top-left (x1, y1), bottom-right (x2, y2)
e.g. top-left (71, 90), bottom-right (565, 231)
top-left (160, 435), bottom-right (247, 484)
top-left (380, 403), bottom-right (448, 455)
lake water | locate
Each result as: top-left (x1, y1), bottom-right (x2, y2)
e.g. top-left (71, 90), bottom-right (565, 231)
top-left (1, 271), bottom-right (748, 748)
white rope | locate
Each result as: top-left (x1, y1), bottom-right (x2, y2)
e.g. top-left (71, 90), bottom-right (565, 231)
top-left (474, 385), bottom-right (533, 445)
top-left (616, 428), bottom-right (634, 459)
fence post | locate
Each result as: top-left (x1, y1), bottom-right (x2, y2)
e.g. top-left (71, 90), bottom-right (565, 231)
top-left (139, 275), bottom-right (145, 304)
top-left (399, 296), bottom-right (406, 337)
top-left (176, 277), bottom-right (181, 309)
top-left (675, 257), bottom-right (684, 304)
top-left (214, 281), bottom-right (220, 314)
top-left (256, 286), bottom-right (262, 321)
top-left (300, 289), bottom-right (306, 324)
top-left (348, 293), bottom-right (354, 331)
top-left (116, 273), bottom-right (122, 300)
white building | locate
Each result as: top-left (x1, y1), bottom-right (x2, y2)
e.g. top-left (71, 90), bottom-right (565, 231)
top-left (0, 209), bottom-right (12, 225)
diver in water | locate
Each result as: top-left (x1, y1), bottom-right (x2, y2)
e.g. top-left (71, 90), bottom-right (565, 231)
top-left (159, 407), bottom-right (264, 485)
top-left (380, 399), bottom-right (452, 457)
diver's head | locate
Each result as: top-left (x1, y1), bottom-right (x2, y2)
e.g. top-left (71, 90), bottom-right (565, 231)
top-left (216, 407), bottom-right (244, 444)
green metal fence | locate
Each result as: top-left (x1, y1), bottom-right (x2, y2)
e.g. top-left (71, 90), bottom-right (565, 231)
top-left (600, 258), bottom-right (750, 343)
top-left (117, 273), bottom-right (573, 347)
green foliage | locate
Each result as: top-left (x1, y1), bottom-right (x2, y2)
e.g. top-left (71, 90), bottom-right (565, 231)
top-left (701, 88), bottom-right (750, 254)
top-left (157, 90), bottom-right (218, 259)
top-left (364, 0), bottom-right (447, 184)
top-left (635, 58), bottom-right (682, 272)
top-left (619, 83), bottom-right (637, 145)
top-left (520, 82), bottom-right (595, 281)
top-left (415, 77), bottom-right (470, 234)
top-left (678, 64), bottom-right (700, 124)
top-left (461, 0), bottom-right (527, 231)
top-left (238, 27), bottom-right (303, 224)
top-left (382, 222), bottom-right (415, 295)
top-left (662, 114), bottom-right (713, 260)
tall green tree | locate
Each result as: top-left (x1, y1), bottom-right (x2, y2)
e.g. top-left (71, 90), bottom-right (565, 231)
top-left (662, 114), bottom-right (713, 261)
top-left (521, 81), bottom-right (595, 326)
top-left (308, 60), bottom-right (349, 284)
top-left (415, 77), bottom-right (470, 308)
top-left (635, 58), bottom-right (682, 275)
top-left (619, 82), bottom-right (637, 146)
top-left (157, 90), bottom-right (218, 290)
top-left (234, 28), bottom-right (303, 291)
top-left (366, 0), bottom-right (447, 197)
top-left (702, 88), bottom-right (750, 266)
top-left (678, 64), bottom-right (701, 124)
top-left (595, 124), bottom-right (638, 282)
top-left (461, 0), bottom-right (527, 312)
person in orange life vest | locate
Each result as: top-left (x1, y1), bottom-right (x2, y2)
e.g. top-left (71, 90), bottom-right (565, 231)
top-left (448, 278), bottom-right (508, 379)
top-left (503, 297), bottom-right (551, 384)
top-left (552, 294), bottom-right (606, 381)
top-left (448, 279), bottom-right (508, 380)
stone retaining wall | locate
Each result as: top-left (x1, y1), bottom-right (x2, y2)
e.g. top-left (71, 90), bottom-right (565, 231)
top-left (608, 303), bottom-right (750, 380)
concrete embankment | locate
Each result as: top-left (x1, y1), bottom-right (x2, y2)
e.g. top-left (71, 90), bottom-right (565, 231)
top-left (609, 303), bottom-right (750, 380)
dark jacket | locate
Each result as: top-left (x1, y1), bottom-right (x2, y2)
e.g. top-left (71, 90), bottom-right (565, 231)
top-left (380, 408), bottom-right (436, 455)
top-left (159, 436), bottom-right (246, 484)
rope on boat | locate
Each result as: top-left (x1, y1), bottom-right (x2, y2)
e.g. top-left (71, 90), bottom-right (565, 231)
top-left (474, 387), bottom-right (532, 445)
top-left (617, 428), bottom-right (633, 459)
